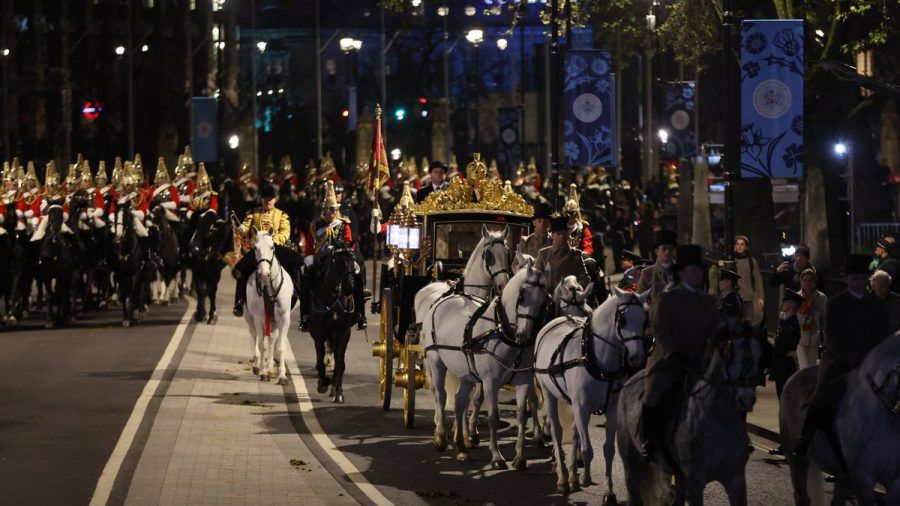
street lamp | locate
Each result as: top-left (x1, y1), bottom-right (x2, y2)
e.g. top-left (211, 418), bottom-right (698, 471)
top-left (340, 37), bottom-right (363, 53)
top-left (437, 5), bottom-right (449, 17)
top-left (465, 5), bottom-right (477, 16)
top-left (256, 41), bottom-right (267, 53)
top-left (1, 49), bottom-right (9, 57)
top-left (833, 142), bottom-right (848, 155)
top-left (834, 141), bottom-right (856, 249)
top-left (141, 44), bottom-right (149, 52)
top-left (465, 29), bottom-right (484, 47)
top-left (228, 134), bottom-right (240, 150)
top-left (496, 38), bottom-right (508, 51)
top-left (115, 45), bottom-right (126, 56)
top-left (658, 128), bottom-right (669, 144)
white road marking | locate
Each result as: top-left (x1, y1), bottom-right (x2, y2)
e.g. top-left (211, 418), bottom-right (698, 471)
top-left (282, 337), bottom-right (393, 506)
top-left (89, 300), bottom-right (195, 506)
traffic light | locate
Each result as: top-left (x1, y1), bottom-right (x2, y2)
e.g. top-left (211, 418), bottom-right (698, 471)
top-left (394, 107), bottom-right (406, 121)
top-left (417, 96), bottom-right (427, 105)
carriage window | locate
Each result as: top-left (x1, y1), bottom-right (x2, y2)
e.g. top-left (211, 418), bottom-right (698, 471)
top-left (433, 222), bottom-right (526, 260)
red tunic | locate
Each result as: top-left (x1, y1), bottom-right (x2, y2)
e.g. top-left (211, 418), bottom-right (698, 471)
top-left (303, 218), bottom-right (353, 256)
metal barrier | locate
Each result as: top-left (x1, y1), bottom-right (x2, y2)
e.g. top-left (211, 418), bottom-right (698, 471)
top-left (856, 222), bottom-right (900, 252)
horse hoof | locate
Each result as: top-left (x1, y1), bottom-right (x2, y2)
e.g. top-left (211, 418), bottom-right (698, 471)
top-left (455, 452), bottom-right (469, 462)
top-left (576, 456), bottom-right (584, 468)
top-left (464, 437), bottom-right (478, 449)
top-left (122, 320), bottom-right (131, 328)
top-left (194, 311), bottom-right (205, 322)
top-left (490, 460), bottom-right (508, 470)
top-left (568, 479), bottom-right (580, 493)
top-left (207, 312), bottom-right (217, 324)
top-left (316, 378), bottom-right (330, 394)
top-left (332, 394), bottom-right (344, 404)
top-left (252, 366), bottom-right (260, 375)
top-left (45, 322), bottom-right (54, 329)
top-left (433, 436), bottom-right (447, 452)
top-left (512, 457), bottom-right (527, 471)
top-left (604, 492), bottom-right (619, 506)
top-left (259, 374), bottom-right (269, 382)
top-left (556, 483), bottom-right (569, 495)
top-left (276, 377), bottom-right (288, 386)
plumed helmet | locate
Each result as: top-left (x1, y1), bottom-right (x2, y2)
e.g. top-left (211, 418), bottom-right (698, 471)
top-left (153, 157), bottom-right (171, 185)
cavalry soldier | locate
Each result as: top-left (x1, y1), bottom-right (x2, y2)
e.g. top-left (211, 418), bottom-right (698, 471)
top-left (563, 183), bottom-right (594, 255)
top-left (174, 147), bottom-right (198, 215)
top-left (63, 163), bottom-right (79, 197)
top-left (73, 160), bottom-right (106, 229)
top-left (231, 183), bottom-right (303, 317)
top-left (641, 244), bottom-right (721, 460)
top-left (20, 162), bottom-right (42, 233)
top-left (518, 202), bottom-right (552, 259)
top-left (109, 166), bottom-right (151, 238)
top-left (1, 162), bottom-right (23, 234)
top-left (793, 254), bottom-right (891, 460)
top-left (534, 216), bottom-right (590, 292)
top-left (150, 158), bottom-right (181, 223)
top-left (637, 229), bottom-right (678, 331)
top-left (95, 161), bottom-right (115, 213)
top-left (31, 162), bottom-right (73, 241)
top-left (299, 181), bottom-right (367, 331)
top-left (190, 163), bottom-right (219, 215)
top-left (238, 162), bottom-right (260, 207)
top-left (280, 156), bottom-right (299, 197)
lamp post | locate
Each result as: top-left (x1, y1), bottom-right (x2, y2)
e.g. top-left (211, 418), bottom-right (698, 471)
top-left (722, 0), bottom-right (737, 259)
top-left (439, 5), bottom-right (450, 162)
top-left (465, 29), bottom-right (484, 155)
top-left (550, 0), bottom-right (561, 211)
top-left (835, 142), bottom-right (855, 249)
top-left (644, 2), bottom-right (658, 186)
top-left (340, 36), bottom-right (362, 166)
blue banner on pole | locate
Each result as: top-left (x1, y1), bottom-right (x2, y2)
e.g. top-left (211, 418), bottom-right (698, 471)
top-left (191, 97), bottom-right (218, 162)
top-left (661, 82), bottom-right (697, 160)
top-left (497, 107), bottom-right (521, 178)
top-left (563, 50), bottom-right (615, 168)
top-left (740, 20), bottom-right (803, 178)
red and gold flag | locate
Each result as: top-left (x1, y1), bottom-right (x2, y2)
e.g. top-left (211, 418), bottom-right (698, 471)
top-left (368, 105), bottom-right (390, 193)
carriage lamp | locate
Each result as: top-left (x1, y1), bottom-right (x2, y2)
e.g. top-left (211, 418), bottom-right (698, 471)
top-left (386, 181), bottom-right (421, 277)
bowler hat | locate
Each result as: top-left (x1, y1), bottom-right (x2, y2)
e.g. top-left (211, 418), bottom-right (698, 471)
top-left (654, 230), bottom-right (678, 248)
top-left (783, 289), bottom-right (805, 305)
top-left (843, 254), bottom-right (871, 276)
top-left (533, 202), bottom-right (553, 220)
top-left (428, 161), bottom-right (448, 173)
top-left (550, 216), bottom-right (569, 233)
top-left (719, 268), bottom-right (741, 282)
top-left (260, 184), bottom-right (278, 200)
top-left (674, 244), bottom-right (705, 271)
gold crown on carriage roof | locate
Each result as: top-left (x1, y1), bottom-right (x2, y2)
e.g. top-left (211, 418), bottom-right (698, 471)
top-left (415, 153), bottom-right (533, 217)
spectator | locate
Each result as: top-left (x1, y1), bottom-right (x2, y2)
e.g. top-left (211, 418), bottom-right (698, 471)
top-left (733, 235), bottom-right (765, 328)
top-left (874, 236), bottom-right (899, 293)
top-left (870, 269), bottom-right (900, 332)
top-left (770, 243), bottom-right (814, 293)
top-left (771, 288), bottom-right (803, 398)
top-left (796, 268), bottom-right (827, 369)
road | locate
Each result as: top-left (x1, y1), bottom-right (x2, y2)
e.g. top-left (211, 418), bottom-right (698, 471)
top-left (0, 273), bottom-right (833, 505)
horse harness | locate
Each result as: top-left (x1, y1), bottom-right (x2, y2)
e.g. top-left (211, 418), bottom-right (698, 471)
top-left (311, 247), bottom-right (355, 318)
top-left (457, 238), bottom-right (512, 296)
top-left (424, 279), bottom-right (549, 383)
top-left (867, 360), bottom-right (900, 415)
top-left (533, 296), bottom-right (646, 410)
top-left (254, 251), bottom-right (285, 302)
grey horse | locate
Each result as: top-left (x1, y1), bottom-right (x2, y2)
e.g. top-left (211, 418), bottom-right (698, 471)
top-left (617, 334), bottom-right (765, 505)
top-left (779, 333), bottom-right (900, 505)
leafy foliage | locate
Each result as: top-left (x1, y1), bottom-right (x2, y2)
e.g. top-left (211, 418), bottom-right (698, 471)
top-left (657, 0), bottom-right (721, 70)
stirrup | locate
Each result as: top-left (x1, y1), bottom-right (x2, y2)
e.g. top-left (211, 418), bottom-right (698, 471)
top-left (233, 301), bottom-right (244, 317)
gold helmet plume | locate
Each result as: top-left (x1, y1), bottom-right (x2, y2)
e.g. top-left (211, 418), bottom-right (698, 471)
top-left (16, 163), bottom-right (26, 187)
top-left (111, 157), bottom-right (124, 185)
top-left (323, 180), bottom-right (339, 210)
top-left (181, 145), bottom-right (195, 172)
top-left (173, 154), bottom-right (186, 179)
top-left (45, 161), bottom-right (60, 187)
top-left (563, 183), bottom-right (580, 216)
top-left (196, 162), bottom-right (210, 188)
top-left (96, 160), bottom-right (108, 182)
top-left (25, 161), bottom-right (38, 186)
top-left (2, 161), bottom-right (11, 183)
top-left (281, 155), bottom-right (293, 176)
top-left (153, 157), bottom-right (171, 185)
top-left (80, 159), bottom-right (93, 184)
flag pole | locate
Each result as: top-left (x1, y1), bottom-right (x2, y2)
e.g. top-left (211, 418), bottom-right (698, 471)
top-left (370, 104), bottom-right (384, 309)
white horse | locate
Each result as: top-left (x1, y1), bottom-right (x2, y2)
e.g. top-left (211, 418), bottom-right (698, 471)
top-left (534, 288), bottom-right (648, 498)
top-left (780, 332), bottom-right (900, 505)
top-left (423, 262), bottom-right (550, 470)
top-left (553, 275), bottom-right (594, 318)
top-left (617, 333), bottom-right (765, 506)
top-left (243, 229), bottom-right (293, 386)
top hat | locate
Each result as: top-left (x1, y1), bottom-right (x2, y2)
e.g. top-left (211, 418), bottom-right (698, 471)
top-left (550, 216), bottom-right (569, 233)
top-left (533, 202), bottom-right (553, 220)
top-left (674, 244), bottom-right (705, 271)
top-left (428, 160), bottom-right (448, 173)
top-left (843, 254), bottom-right (871, 276)
top-left (654, 229), bottom-right (678, 248)
top-left (260, 183), bottom-right (278, 200)
top-left (719, 267), bottom-right (741, 282)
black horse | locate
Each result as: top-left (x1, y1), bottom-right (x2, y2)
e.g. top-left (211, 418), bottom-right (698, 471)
top-left (35, 205), bottom-right (74, 328)
top-left (0, 202), bottom-right (25, 325)
top-left (65, 192), bottom-right (96, 314)
top-left (112, 202), bottom-right (146, 326)
top-left (308, 241), bottom-right (357, 403)
top-left (188, 209), bottom-right (226, 324)
top-left (150, 205), bottom-right (181, 305)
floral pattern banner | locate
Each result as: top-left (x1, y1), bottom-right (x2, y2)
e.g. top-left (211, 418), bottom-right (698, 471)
top-left (740, 20), bottom-right (803, 178)
top-left (497, 107), bottom-right (521, 178)
top-left (563, 50), bottom-right (616, 168)
top-left (662, 82), bottom-right (697, 160)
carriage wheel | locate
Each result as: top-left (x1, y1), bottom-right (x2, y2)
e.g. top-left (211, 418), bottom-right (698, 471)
top-left (379, 288), bottom-right (394, 410)
top-left (403, 346), bottom-right (417, 428)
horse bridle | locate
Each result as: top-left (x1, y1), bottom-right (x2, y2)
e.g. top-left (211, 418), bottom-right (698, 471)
top-left (255, 250), bottom-right (284, 299)
top-left (496, 277), bottom-right (550, 344)
top-left (690, 335), bottom-right (759, 402)
top-left (465, 238), bottom-right (512, 295)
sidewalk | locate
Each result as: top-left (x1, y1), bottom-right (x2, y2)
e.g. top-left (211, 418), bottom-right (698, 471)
top-left (121, 282), bottom-right (356, 505)
top-left (748, 380), bottom-right (781, 443)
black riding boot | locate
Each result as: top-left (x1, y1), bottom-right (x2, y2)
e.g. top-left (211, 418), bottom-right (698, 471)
top-left (353, 272), bottom-right (367, 330)
top-left (233, 274), bottom-right (247, 317)
top-left (793, 405), bottom-right (831, 459)
top-left (299, 267), bottom-right (313, 331)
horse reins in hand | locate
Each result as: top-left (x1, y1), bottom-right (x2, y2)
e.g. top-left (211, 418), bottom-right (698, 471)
top-left (311, 247), bottom-right (355, 316)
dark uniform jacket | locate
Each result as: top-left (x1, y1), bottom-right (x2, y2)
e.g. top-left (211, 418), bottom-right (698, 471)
top-left (519, 231), bottom-right (551, 259)
top-left (637, 261), bottom-right (675, 332)
top-left (877, 256), bottom-right (900, 293)
top-left (811, 290), bottom-right (890, 409)
top-left (644, 283), bottom-right (720, 407)
top-left (534, 242), bottom-right (590, 292)
top-left (718, 291), bottom-right (744, 334)
top-left (771, 314), bottom-right (800, 396)
top-left (886, 292), bottom-right (900, 333)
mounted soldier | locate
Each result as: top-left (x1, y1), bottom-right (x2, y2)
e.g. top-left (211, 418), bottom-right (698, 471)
top-left (95, 161), bottom-right (115, 219)
top-left (190, 163), bottom-right (219, 216)
top-left (230, 183), bottom-right (303, 318)
top-left (150, 158), bottom-right (181, 223)
top-left (20, 162), bottom-right (42, 234)
top-left (31, 162), bottom-right (73, 242)
top-left (299, 181), bottom-right (367, 331)
top-left (174, 146), bottom-right (198, 216)
top-left (640, 244), bottom-right (721, 461)
top-left (2, 162), bottom-right (24, 234)
top-left (563, 183), bottom-right (594, 255)
top-left (792, 254), bottom-right (891, 460)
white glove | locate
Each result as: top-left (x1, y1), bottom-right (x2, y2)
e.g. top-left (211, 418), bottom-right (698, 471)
top-left (304, 255), bottom-right (314, 267)
top-left (131, 209), bottom-right (145, 220)
top-left (161, 201), bottom-right (177, 210)
top-left (372, 208), bottom-right (382, 220)
top-left (24, 209), bottom-right (34, 218)
top-left (80, 211), bottom-right (88, 220)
